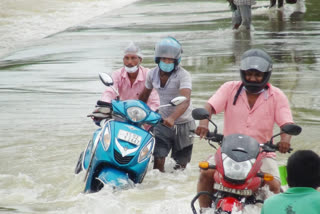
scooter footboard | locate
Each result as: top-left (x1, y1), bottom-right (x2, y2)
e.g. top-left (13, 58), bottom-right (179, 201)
top-left (97, 167), bottom-right (133, 188)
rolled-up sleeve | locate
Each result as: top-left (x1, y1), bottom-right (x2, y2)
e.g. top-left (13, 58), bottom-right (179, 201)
top-left (274, 89), bottom-right (293, 127)
top-left (208, 82), bottom-right (234, 114)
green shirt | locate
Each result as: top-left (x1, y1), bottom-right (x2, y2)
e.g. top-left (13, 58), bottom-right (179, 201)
top-left (261, 187), bottom-right (320, 214)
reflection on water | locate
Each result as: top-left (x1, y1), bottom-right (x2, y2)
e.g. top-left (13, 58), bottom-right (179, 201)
top-left (232, 30), bottom-right (252, 63)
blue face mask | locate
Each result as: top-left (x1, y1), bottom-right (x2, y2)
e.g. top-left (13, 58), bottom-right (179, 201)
top-left (159, 61), bottom-right (175, 72)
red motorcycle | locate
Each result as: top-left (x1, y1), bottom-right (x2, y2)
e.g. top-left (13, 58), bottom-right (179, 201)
top-left (190, 108), bottom-right (302, 214)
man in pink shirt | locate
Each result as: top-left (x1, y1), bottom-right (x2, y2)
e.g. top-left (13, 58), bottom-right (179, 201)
top-left (195, 49), bottom-right (294, 209)
top-left (101, 42), bottom-right (159, 111)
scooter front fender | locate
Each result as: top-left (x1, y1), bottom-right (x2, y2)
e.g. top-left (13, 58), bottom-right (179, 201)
top-left (96, 167), bottom-right (133, 189)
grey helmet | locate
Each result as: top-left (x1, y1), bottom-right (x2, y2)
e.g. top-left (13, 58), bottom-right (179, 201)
top-left (154, 37), bottom-right (183, 68)
top-left (240, 49), bottom-right (273, 93)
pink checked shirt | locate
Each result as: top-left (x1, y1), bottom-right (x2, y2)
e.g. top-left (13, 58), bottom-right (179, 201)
top-left (208, 81), bottom-right (293, 144)
top-left (101, 66), bottom-right (160, 111)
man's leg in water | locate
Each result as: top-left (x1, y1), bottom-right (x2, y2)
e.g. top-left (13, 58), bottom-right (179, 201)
top-left (270, 0), bottom-right (277, 7)
top-left (154, 157), bottom-right (166, 172)
top-left (172, 145), bottom-right (193, 170)
top-left (232, 7), bottom-right (242, 29)
top-left (153, 124), bottom-right (173, 172)
top-left (238, 5), bottom-right (252, 30)
top-left (197, 169), bottom-right (215, 208)
top-left (172, 121), bottom-right (195, 170)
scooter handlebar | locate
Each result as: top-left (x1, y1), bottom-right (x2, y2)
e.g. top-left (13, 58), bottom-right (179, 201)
top-left (96, 100), bottom-right (112, 107)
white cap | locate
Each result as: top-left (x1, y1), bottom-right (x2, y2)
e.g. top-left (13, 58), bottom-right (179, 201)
top-left (124, 42), bottom-right (143, 59)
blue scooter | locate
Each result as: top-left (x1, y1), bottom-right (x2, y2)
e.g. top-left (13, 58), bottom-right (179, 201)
top-left (75, 73), bottom-right (186, 193)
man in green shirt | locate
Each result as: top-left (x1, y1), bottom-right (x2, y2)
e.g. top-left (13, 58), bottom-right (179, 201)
top-left (261, 150), bottom-right (320, 214)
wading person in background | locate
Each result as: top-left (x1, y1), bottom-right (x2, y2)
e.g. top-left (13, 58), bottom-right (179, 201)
top-left (101, 41), bottom-right (159, 111)
top-left (261, 150), bottom-right (320, 214)
top-left (231, 0), bottom-right (256, 30)
top-left (270, 0), bottom-right (284, 8)
top-left (195, 48), bottom-right (294, 210)
top-left (139, 37), bottom-right (195, 172)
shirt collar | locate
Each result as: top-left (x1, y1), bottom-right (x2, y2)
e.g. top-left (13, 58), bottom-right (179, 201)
top-left (154, 66), bottom-right (178, 88)
top-left (240, 82), bottom-right (272, 101)
top-left (120, 66), bottom-right (144, 82)
top-left (285, 187), bottom-right (317, 194)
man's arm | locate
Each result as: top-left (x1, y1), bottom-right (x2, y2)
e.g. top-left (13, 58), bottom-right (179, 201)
top-left (195, 103), bottom-right (216, 139)
top-left (146, 89), bottom-right (160, 111)
top-left (278, 123), bottom-right (292, 153)
top-left (139, 87), bottom-right (152, 103)
top-left (162, 88), bottom-right (191, 128)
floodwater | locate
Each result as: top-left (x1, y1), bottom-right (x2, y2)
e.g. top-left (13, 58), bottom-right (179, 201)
top-left (0, 0), bottom-right (319, 213)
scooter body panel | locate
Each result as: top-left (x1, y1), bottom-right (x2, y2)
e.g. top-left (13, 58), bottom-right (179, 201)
top-left (82, 117), bottom-right (155, 192)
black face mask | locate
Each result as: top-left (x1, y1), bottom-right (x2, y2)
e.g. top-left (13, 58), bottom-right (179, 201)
top-left (233, 84), bottom-right (269, 105)
top-left (244, 85), bottom-right (264, 94)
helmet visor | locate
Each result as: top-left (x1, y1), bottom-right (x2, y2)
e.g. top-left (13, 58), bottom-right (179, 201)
top-left (155, 38), bottom-right (182, 60)
top-left (240, 56), bottom-right (271, 72)
top-left (155, 45), bottom-right (180, 59)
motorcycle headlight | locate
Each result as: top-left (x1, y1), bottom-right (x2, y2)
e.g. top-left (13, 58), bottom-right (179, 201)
top-left (102, 125), bottom-right (111, 151)
top-left (222, 154), bottom-right (253, 180)
top-left (138, 140), bottom-right (154, 163)
top-left (126, 106), bottom-right (147, 122)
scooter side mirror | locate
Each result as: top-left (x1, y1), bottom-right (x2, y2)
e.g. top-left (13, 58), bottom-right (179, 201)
top-left (192, 108), bottom-right (210, 120)
top-left (281, 124), bottom-right (302, 136)
top-left (99, 72), bottom-right (114, 86)
top-left (170, 96), bottom-right (187, 106)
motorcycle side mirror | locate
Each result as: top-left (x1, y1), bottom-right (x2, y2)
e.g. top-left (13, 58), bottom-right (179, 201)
top-left (192, 108), bottom-right (219, 135)
top-left (99, 72), bottom-right (114, 86)
top-left (158, 96), bottom-right (187, 110)
top-left (281, 124), bottom-right (302, 136)
top-left (192, 108), bottom-right (210, 120)
top-left (170, 96), bottom-right (187, 106)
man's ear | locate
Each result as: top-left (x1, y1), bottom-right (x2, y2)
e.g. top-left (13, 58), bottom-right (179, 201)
top-left (139, 57), bottom-right (143, 63)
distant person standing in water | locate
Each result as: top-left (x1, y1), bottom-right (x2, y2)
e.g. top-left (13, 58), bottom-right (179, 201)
top-left (261, 150), bottom-right (320, 214)
top-left (269, 0), bottom-right (284, 8)
top-left (229, 0), bottom-right (256, 30)
top-left (139, 37), bottom-right (195, 172)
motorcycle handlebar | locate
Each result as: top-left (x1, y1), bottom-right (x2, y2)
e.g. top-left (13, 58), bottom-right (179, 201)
top-left (262, 143), bottom-right (293, 153)
top-left (206, 132), bottom-right (223, 143)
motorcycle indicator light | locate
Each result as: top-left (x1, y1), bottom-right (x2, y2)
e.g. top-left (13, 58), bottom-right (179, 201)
top-left (103, 125), bottom-right (111, 151)
top-left (199, 161), bottom-right (209, 169)
top-left (138, 139), bottom-right (154, 163)
top-left (126, 106), bottom-right (147, 122)
top-left (263, 173), bottom-right (274, 181)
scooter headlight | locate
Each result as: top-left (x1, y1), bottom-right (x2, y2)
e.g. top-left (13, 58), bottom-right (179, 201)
top-left (138, 139), bottom-right (154, 163)
top-left (126, 107), bottom-right (147, 122)
top-left (103, 125), bottom-right (111, 151)
top-left (222, 154), bottom-right (253, 181)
